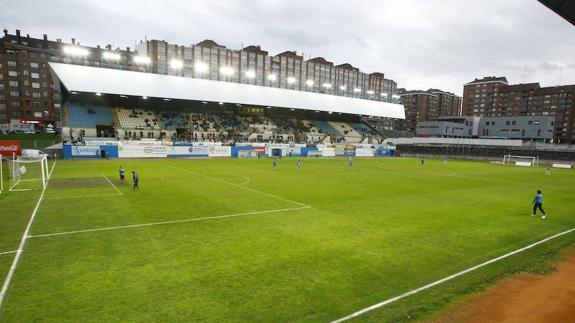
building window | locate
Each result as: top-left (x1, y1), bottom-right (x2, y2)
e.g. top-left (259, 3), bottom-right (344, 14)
top-left (31, 72), bottom-right (40, 79)
top-left (512, 120), bottom-right (516, 126)
top-left (8, 71), bottom-right (18, 77)
top-left (30, 62), bottom-right (39, 68)
top-left (31, 82), bottom-right (40, 89)
top-left (506, 121), bottom-right (510, 126)
top-left (7, 61), bottom-right (17, 67)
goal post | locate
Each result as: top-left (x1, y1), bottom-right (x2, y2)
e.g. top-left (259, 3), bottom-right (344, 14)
top-left (503, 154), bottom-right (538, 167)
top-left (8, 154), bottom-right (49, 192)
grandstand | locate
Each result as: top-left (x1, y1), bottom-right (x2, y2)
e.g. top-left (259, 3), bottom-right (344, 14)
top-left (51, 62), bottom-right (404, 147)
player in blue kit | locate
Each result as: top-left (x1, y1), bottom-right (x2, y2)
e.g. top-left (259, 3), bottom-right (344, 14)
top-left (531, 190), bottom-right (548, 219)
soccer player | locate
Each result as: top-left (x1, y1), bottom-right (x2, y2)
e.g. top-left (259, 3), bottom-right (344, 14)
top-left (420, 158), bottom-right (425, 165)
top-left (119, 166), bottom-right (125, 184)
top-left (132, 171), bottom-right (139, 191)
top-left (545, 166), bottom-right (551, 176)
top-left (273, 158), bottom-right (277, 170)
top-left (531, 190), bottom-right (548, 219)
top-left (296, 159), bottom-right (301, 170)
top-left (348, 157), bottom-right (353, 168)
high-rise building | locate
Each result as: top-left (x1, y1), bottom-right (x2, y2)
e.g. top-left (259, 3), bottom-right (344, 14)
top-left (462, 76), bottom-right (575, 143)
top-left (136, 40), bottom-right (394, 101)
top-left (397, 89), bottom-right (462, 133)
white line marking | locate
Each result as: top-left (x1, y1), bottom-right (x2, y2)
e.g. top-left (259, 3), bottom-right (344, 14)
top-left (8, 181), bottom-right (20, 192)
top-left (0, 160), bottom-right (55, 309)
top-left (330, 227), bottom-right (575, 322)
top-left (102, 174), bottom-right (123, 195)
top-left (28, 206), bottom-right (311, 239)
top-left (0, 250), bottom-right (18, 256)
top-left (240, 176), bottom-right (250, 186)
top-left (168, 165), bottom-right (308, 207)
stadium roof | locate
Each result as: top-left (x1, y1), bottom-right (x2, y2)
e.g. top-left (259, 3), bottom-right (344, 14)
top-left (49, 63), bottom-right (405, 119)
top-left (538, 0), bottom-right (575, 25)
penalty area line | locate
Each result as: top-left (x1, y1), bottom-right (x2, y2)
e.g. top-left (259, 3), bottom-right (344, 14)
top-left (330, 226), bottom-right (575, 323)
top-left (28, 205), bottom-right (312, 239)
top-left (102, 173), bottom-right (123, 195)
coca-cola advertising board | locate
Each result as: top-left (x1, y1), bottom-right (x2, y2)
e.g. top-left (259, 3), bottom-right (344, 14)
top-left (0, 140), bottom-right (22, 157)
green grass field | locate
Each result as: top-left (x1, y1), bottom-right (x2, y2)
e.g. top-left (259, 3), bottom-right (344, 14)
top-left (1, 157), bottom-right (574, 322)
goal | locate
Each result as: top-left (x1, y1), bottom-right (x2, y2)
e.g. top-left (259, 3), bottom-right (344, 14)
top-left (503, 154), bottom-right (539, 167)
top-left (6, 155), bottom-right (49, 192)
top-left (238, 150), bottom-right (259, 158)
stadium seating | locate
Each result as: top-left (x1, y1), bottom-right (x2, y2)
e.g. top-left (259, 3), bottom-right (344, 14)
top-left (115, 108), bottom-right (160, 130)
top-left (63, 103), bottom-right (380, 144)
top-left (312, 121), bottom-right (344, 136)
top-left (68, 103), bottom-right (113, 126)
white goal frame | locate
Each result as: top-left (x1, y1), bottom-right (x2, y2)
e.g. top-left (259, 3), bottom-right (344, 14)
top-left (8, 154), bottom-right (49, 192)
top-left (503, 154), bottom-right (538, 167)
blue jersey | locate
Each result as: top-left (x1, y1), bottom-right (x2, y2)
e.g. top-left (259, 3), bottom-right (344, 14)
top-left (534, 194), bottom-right (543, 204)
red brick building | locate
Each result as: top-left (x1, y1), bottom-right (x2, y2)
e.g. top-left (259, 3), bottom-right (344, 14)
top-left (462, 76), bottom-right (575, 143)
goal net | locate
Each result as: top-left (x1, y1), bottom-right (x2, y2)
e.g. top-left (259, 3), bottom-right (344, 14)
top-left (503, 154), bottom-right (538, 167)
top-left (238, 150), bottom-right (259, 158)
top-left (7, 155), bottom-right (49, 192)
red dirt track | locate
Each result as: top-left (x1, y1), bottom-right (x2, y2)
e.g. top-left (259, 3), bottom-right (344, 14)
top-left (435, 249), bottom-right (575, 323)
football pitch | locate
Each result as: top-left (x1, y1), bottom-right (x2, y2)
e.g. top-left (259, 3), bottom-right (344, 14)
top-left (1, 157), bottom-right (575, 322)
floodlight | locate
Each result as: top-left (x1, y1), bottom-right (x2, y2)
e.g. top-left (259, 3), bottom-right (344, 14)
top-left (133, 56), bottom-right (151, 64)
top-left (392, 94), bottom-right (401, 99)
top-left (63, 46), bottom-right (89, 57)
top-left (142, 96), bottom-right (148, 99)
top-left (103, 51), bottom-right (121, 60)
top-left (353, 88), bottom-right (362, 93)
top-left (306, 80), bottom-right (314, 87)
top-left (287, 76), bottom-right (296, 84)
top-left (366, 90), bottom-right (375, 95)
top-left (267, 74), bottom-right (277, 81)
top-left (194, 62), bottom-right (209, 73)
top-left (95, 92), bottom-right (102, 96)
top-left (245, 70), bottom-right (256, 79)
top-left (381, 93), bottom-right (388, 97)
top-left (220, 66), bottom-right (234, 76)
top-left (322, 83), bottom-right (332, 89)
top-left (218, 102), bottom-right (224, 105)
top-left (339, 85), bottom-right (347, 91)
top-left (170, 59), bottom-right (184, 69)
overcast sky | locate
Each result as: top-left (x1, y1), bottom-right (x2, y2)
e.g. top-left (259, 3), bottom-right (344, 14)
top-left (2, 0), bottom-right (574, 95)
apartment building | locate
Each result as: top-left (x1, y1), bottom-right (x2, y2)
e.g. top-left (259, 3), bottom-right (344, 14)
top-left (397, 89), bottom-right (462, 133)
top-left (462, 76), bottom-right (575, 143)
top-left (136, 40), bottom-right (394, 101)
top-left (0, 29), bottom-right (137, 125)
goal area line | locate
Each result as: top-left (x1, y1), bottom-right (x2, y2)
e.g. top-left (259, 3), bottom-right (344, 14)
top-left (28, 205), bottom-right (311, 239)
top-left (330, 226), bottom-right (575, 322)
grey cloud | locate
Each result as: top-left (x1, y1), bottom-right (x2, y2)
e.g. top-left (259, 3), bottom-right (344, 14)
top-left (1, 0), bottom-right (574, 94)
